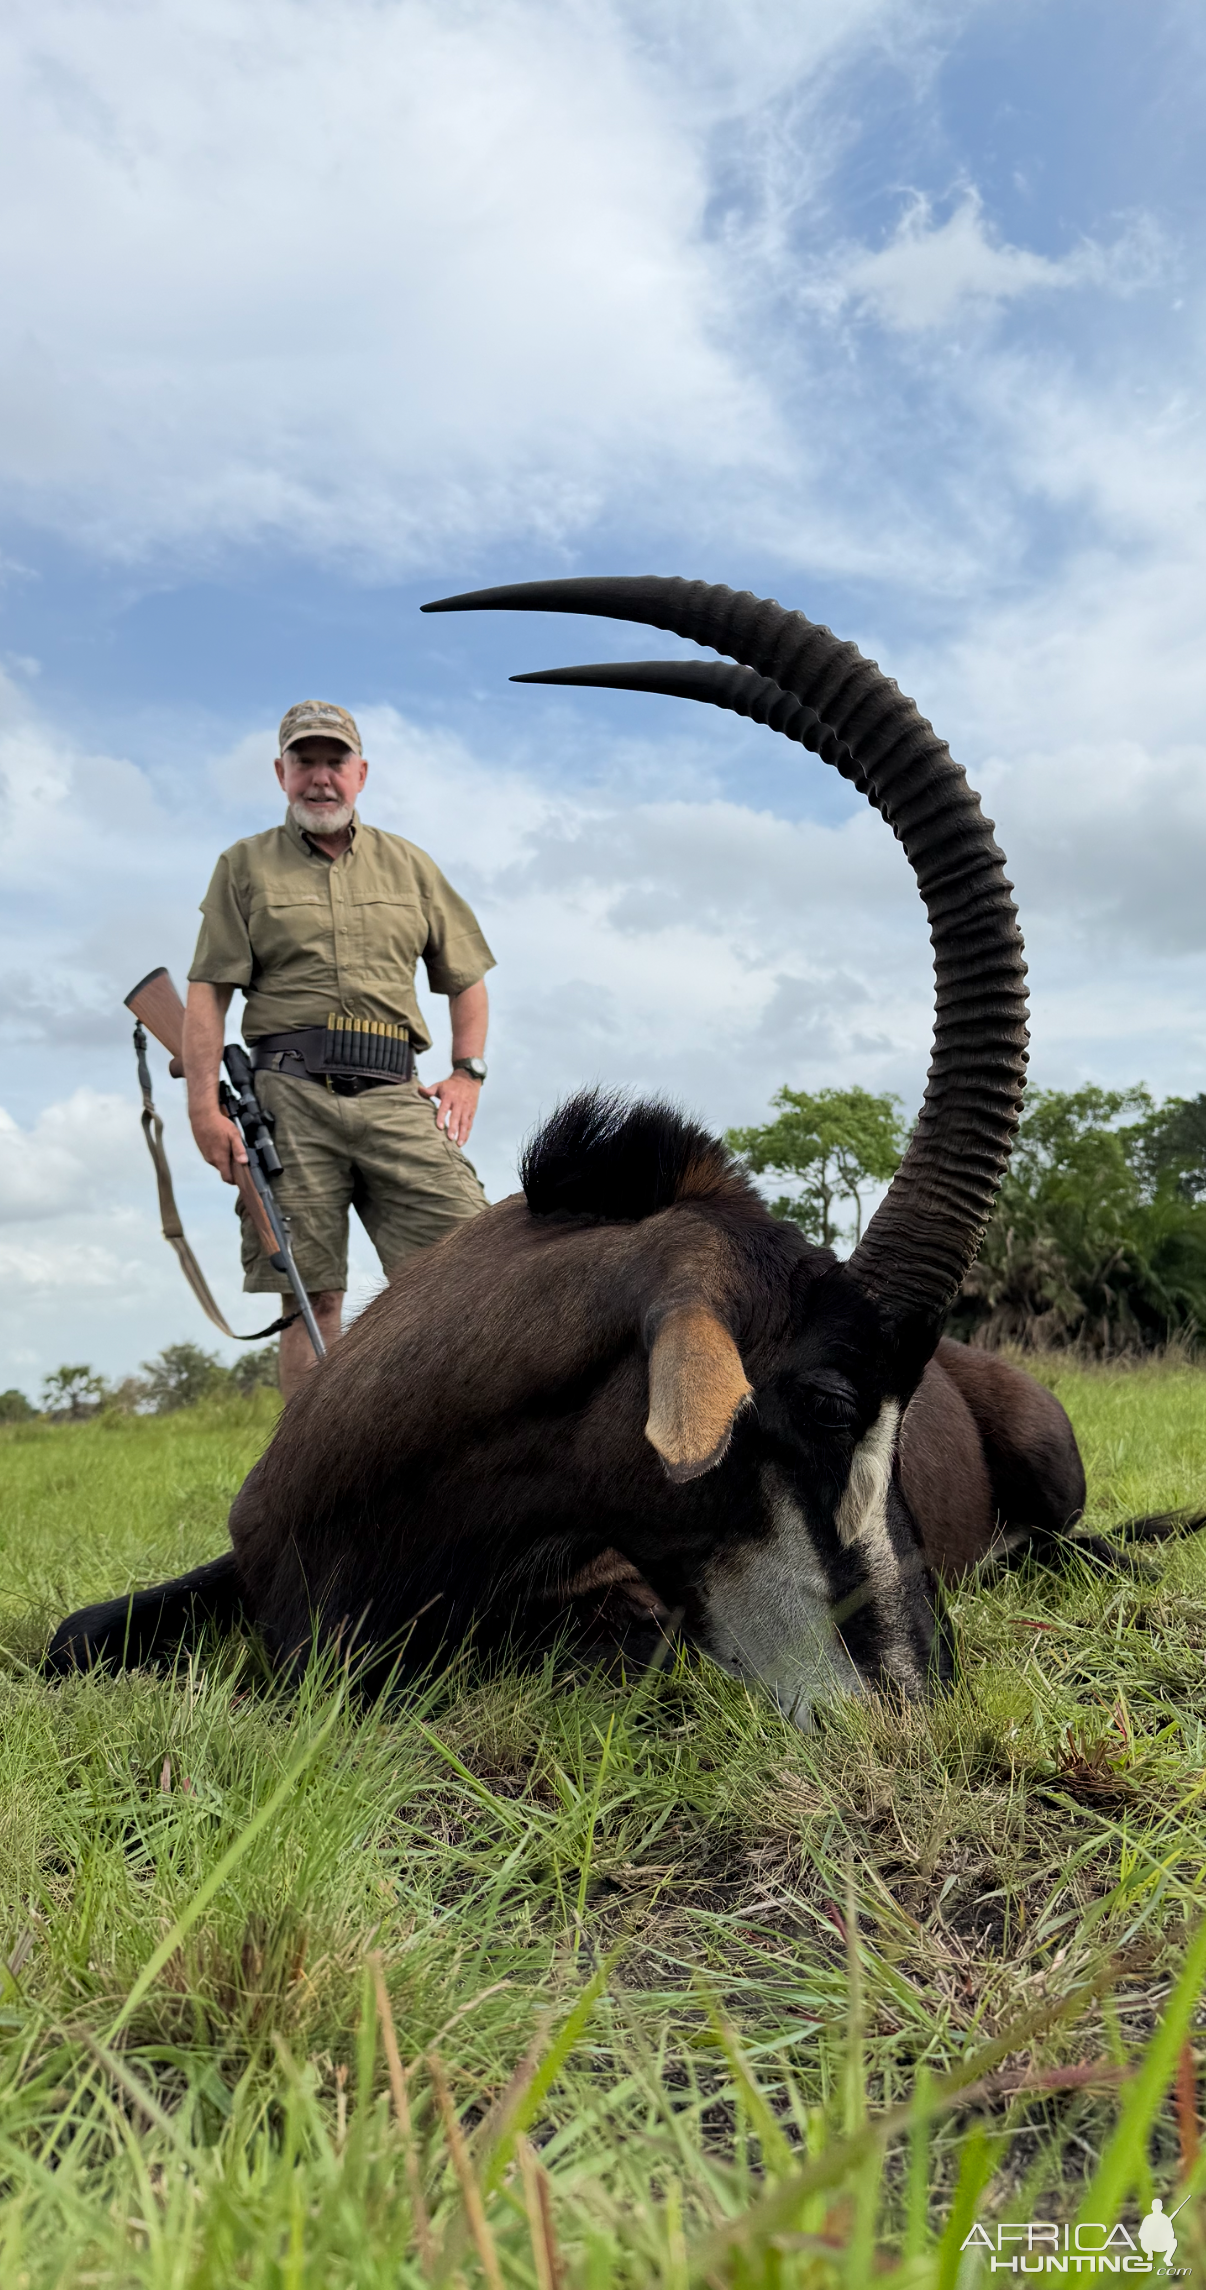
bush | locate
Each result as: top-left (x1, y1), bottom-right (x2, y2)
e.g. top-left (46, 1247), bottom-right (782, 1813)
top-left (0, 1388), bottom-right (34, 1423)
top-left (101, 1375), bottom-right (152, 1415)
top-left (231, 1343), bottom-right (279, 1395)
top-left (41, 1364), bottom-right (107, 1420)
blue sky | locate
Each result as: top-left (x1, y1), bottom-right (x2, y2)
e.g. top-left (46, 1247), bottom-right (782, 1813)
top-left (1, 0), bottom-right (1203, 1393)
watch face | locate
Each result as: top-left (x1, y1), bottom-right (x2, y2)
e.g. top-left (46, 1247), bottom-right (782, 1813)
top-left (457, 1058), bottom-right (487, 1081)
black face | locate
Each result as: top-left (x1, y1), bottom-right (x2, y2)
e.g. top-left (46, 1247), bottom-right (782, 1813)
top-left (755, 1261), bottom-right (895, 1451)
top-left (667, 1258), bottom-right (950, 1720)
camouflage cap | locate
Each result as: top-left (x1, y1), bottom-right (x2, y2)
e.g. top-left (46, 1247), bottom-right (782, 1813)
top-left (278, 700), bottom-right (362, 756)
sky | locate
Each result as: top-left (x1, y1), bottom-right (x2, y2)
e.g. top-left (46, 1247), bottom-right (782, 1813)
top-left (1, 0), bottom-right (1203, 1395)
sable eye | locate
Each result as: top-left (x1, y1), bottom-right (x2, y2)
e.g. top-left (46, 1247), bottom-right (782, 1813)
top-left (797, 1377), bottom-right (860, 1431)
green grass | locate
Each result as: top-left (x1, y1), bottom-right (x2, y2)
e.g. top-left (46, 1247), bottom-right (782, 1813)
top-left (1, 1365), bottom-right (1205, 2284)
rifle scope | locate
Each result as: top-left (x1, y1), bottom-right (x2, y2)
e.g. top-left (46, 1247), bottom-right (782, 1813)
top-left (222, 1042), bottom-right (283, 1178)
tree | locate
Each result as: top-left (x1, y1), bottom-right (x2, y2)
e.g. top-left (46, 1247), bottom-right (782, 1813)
top-left (0, 1389), bottom-right (34, 1423)
top-left (726, 1086), bottom-right (909, 1249)
top-left (231, 1344), bottom-right (279, 1396)
top-left (954, 1085), bottom-right (1206, 1354)
top-left (41, 1365), bottom-right (107, 1420)
top-left (1131, 1092), bottom-right (1206, 1203)
top-left (139, 1343), bottom-right (229, 1413)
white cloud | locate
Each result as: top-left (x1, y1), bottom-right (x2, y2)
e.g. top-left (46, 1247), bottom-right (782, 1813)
top-left (0, 0), bottom-right (1191, 610)
top-left (0, 1232), bottom-right (143, 1293)
top-left (983, 356), bottom-right (1206, 556)
top-left (0, 1090), bottom-right (134, 1221)
top-left (0, 0), bottom-right (1044, 578)
top-left (0, 0), bottom-right (852, 567)
top-left (826, 193), bottom-right (1161, 334)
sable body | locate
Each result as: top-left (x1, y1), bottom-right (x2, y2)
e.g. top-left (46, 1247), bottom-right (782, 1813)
top-left (900, 1340), bottom-right (1085, 1576)
top-left (47, 1123), bottom-right (1088, 1713)
top-left (228, 1153), bottom-right (940, 1699)
top-left (231, 1210), bottom-right (1083, 1678)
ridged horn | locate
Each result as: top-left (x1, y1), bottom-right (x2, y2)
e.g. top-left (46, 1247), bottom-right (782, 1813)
top-left (511, 658), bottom-right (855, 776)
top-left (422, 579), bottom-right (1029, 1322)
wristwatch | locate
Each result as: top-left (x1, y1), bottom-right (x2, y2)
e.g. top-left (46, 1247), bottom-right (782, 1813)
top-left (452, 1057), bottom-right (487, 1084)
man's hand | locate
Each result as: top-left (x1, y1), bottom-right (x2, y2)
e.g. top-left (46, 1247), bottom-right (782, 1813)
top-left (183, 982), bottom-right (245, 1178)
top-left (427, 979), bottom-right (488, 1145)
top-left (419, 1071), bottom-right (481, 1147)
top-left (190, 1107), bottom-right (249, 1184)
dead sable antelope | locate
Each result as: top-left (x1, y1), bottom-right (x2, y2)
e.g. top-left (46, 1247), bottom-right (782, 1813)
top-left (48, 575), bottom-right (1148, 1722)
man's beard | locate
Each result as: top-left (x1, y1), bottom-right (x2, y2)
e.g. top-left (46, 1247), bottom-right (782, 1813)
top-left (291, 796), bottom-right (354, 837)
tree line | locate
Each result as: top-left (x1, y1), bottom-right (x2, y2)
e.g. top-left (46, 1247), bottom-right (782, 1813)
top-left (728, 1082), bottom-right (1206, 1356)
top-left (0, 1343), bottom-right (280, 1424)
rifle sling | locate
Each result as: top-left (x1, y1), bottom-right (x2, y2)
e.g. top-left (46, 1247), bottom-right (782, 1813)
top-left (133, 1025), bottom-right (299, 1344)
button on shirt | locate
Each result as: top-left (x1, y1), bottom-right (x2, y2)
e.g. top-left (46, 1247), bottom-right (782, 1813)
top-left (187, 810), bottom-right (495, 1053)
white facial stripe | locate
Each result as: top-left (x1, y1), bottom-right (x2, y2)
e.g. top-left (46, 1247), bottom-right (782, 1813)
top-left (834, 1399), bottom-right (900, 1550)
top-left (698, 1467), bottom-right (862, 1730)
top-left (833, 1396), bottom-right (929, 1698)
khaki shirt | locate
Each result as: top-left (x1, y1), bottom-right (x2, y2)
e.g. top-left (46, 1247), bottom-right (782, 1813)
top-left (188, 811), bottom-right (495, 1053)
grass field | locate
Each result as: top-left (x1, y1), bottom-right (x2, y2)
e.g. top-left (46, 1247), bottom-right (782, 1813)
top-left (1, 1360), bottom-right (1205, 2285)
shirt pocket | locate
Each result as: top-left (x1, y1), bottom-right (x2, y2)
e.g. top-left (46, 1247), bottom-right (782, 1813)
top-left (248, 892), bottom-right (333, 983)
top-left (347, 895), bottom-right (428, 986)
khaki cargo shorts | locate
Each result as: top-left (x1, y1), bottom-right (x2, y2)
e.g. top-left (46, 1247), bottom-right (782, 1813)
top-left (239, 1072), bottom-right (488, 1294)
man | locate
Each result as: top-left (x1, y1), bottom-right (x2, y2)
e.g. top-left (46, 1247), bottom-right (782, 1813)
top-left (183, 700), bottom-right (493, 1397)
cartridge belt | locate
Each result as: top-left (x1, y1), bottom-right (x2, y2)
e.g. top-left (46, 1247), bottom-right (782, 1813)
top-left (251, 1015), bottom-right (416, 1092)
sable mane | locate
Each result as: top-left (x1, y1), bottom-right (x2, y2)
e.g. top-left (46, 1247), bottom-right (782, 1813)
top-left (521, 1089), bottom-right (750, 1223)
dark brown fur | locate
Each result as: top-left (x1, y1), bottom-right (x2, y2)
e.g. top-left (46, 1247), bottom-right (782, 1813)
top-left (224, 1171), bottom-right (814, 1679)
top-left (901, 1339), bottom-right (1085, 1577)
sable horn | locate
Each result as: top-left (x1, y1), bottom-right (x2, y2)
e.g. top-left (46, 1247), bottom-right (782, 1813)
top-left (422, 577), bottom-right (1029, 1323)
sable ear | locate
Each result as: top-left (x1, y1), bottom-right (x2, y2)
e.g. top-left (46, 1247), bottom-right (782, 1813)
top-left (645, 1307), bottom-right (753, 1484)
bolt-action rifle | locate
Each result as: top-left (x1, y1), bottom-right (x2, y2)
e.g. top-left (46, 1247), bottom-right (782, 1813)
top-left (216, 1041), bottom-right (326, 1357)
top-left (124, 967), bottom-right (326, 1361)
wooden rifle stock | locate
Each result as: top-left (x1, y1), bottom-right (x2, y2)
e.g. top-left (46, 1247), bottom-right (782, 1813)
top-left (124, 966), bottom-right (277, 1259)
top-left (125, 966), bottom-right (186, 1073)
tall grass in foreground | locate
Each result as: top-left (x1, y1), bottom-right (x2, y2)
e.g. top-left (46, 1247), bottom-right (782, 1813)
top-left (0, 1364), bottom-right (1204, 2283)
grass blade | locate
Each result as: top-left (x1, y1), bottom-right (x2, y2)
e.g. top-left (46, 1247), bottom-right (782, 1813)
top-left (105, 1690), bottom-right (345, 2042)
top-left (369, 1950), bottom-right (434, 2271)
top-left (429, 2048), bottom-right (506, 2290)
top-left (1077, 1918), bottom-right (1206, 2229)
